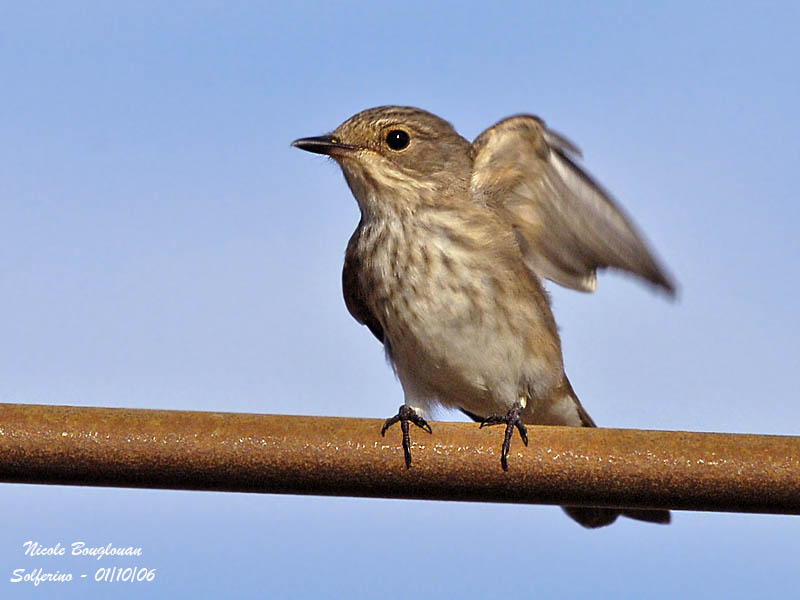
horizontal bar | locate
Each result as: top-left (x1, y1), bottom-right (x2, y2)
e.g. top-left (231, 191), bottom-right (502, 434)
top-left (1, 403), bottom-right (798, 514)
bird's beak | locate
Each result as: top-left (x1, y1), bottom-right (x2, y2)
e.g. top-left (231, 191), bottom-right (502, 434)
top-left (291, 135), bottom-right (360, 156)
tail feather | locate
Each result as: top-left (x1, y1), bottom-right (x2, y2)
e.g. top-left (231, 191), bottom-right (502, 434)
top-left (621, 508), bottom-right (672, 525)
top-left (563, 376), bottom-right (671, 528)
top-left (562, 506), bottom-right (621, 529)
top-left (461, 377), bottom-right (672, 529)
top-left (563, 506), bottom-right (671, 529)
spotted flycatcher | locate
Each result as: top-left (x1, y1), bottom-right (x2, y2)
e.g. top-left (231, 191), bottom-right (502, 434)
top-left (293, 106), bottom-right (674, 528)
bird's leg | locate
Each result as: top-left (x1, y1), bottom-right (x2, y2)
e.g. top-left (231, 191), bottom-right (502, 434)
top-left (381, 404), bottom-right (432, 468)
top-left (479, 398), bottom-right (529, 471)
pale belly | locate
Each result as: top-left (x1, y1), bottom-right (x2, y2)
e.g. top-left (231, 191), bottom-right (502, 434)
top-left (362, 222), bottom-right (564, 418)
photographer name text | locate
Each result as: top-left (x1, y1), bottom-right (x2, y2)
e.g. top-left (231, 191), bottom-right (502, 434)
top-left (9, 541), bottom-right (156, 586)
top-left (24, 541), bottom-right (142, 560)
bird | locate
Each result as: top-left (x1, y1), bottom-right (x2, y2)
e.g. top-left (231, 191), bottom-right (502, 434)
top-left (292, 106), bottom-right (674, 528)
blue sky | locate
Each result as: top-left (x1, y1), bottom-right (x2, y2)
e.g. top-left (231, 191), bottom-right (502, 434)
top-left (1, 1), bottom-right (799, 598)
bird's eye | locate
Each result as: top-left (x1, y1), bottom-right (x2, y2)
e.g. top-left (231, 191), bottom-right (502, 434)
top-left (385, 129), bottom-right (410, 151)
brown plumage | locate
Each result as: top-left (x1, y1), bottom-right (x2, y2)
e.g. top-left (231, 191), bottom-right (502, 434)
top-left (293, 106), bottom-right (673, 528)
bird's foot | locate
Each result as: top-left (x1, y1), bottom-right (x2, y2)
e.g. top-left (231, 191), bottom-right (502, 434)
top-left (479, 400), bottom-right (528, 471)
top-left (381, 405), bottom-right (432, 468)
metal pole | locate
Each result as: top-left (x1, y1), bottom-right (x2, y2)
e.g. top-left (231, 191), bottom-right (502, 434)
top-left (1, 403), bottom-right (798, 514)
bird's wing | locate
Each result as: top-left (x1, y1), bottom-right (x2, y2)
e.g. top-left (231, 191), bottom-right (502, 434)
top-left (471, 115), bottom-right (675, 294)
top-left (342, 228), bottom-right (385, 343)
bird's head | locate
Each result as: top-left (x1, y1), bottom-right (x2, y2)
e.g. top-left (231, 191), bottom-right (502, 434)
top-left (293, 106), bottom-right (472, 217)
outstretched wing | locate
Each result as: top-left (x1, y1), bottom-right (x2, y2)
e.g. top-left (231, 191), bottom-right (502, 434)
top-left (342, 227), bottom-right (385, 343)
top-left (471, 115), bottom-right (675, 294)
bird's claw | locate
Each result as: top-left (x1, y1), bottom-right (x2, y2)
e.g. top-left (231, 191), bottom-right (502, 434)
top-left (479, 400), bottom-right (528, 471)
top-left (381, 405), bottom-right (432, 468)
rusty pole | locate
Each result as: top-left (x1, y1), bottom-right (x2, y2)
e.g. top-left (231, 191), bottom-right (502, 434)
top-left (0, 403), bottom-right (798, 514)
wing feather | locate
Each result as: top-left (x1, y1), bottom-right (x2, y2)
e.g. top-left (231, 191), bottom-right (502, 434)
top-left (471, 115), bottom-right (675, 294)
top-left (342, 227), bottom-right (385, 343)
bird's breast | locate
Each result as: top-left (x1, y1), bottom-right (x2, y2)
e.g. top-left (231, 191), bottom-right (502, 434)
top-left (354, 213), bottom-right (563, 408)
